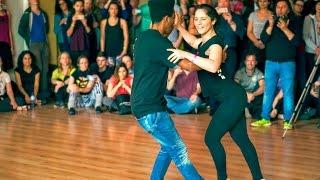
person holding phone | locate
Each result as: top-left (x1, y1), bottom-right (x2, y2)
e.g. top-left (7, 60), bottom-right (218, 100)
top-left (251, 0), bottom-right (300, 130)
top-left (215, 0), bottom-right (246, 78)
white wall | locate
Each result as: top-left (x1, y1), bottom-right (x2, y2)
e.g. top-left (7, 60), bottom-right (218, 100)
top-left (6, 0), bottom-right (28, 67)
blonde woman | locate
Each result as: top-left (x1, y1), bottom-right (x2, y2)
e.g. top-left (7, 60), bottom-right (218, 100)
top-left (51, 52), bottom-right (76, 108)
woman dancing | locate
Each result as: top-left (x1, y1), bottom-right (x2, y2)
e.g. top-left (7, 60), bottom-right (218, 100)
top-left (168, 4), bottom-right (264, 180)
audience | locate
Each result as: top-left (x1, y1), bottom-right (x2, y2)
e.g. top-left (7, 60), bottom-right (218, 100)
top-left (18, 0), bottom-right (50, 103)
top-left (0, 0), bottom-right (14, 71)
top-left (246, 0), bottom-right (272, 71)
top-left (67, 55), bottom-right (103, 115)
top-left (51, 52), bottom-right (76, 108)
top-left (121, 55), bottom-right (134, 77)
top-left (0, 56), bottom-right (25, 112)
top-left (54, 0), bottom-right (72, 53)
top-left (235, 54), bottom-right (264, 120)
top-left (1, 0), bottom-right (319, 129)
top-left (14, 51), bottom-right (41, 106)
top-left (100, 1), bottom-right (129, 66)
top-left (165, 67), bottom-right (202, 114)
top-left (106, 63), bottom-right (132, 114)
top-left (67, 0), bottom-right (91, 65)
top-left (251, 0), bottom-right (300, 130)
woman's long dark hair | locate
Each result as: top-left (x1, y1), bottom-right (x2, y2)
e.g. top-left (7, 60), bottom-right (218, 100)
top-left (55, 0), bottom-right (72, 16)
top-left (16, 50), bottom-right (38, 71)
top-left (113, 63), bottom-right (129, 82)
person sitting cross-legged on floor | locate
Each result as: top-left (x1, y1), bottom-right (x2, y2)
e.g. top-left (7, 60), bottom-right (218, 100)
top-left (67, 55), bottom-right (103, 115)
top-left (51, 52), bottom-right (76, 108)
top-left (165, 67), bottom-right (202, 114)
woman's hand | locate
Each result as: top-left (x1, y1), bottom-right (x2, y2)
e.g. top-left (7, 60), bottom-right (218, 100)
top-left (174, 12), bottom-right (183, 29)
top-left (167, 48), bottom-right (188, 64)
top-left (10, 100), bottom-right (18, 110)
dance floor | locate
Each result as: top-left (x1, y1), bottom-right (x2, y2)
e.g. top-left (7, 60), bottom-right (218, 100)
top-left (0, 106), bottom-right (319, 180)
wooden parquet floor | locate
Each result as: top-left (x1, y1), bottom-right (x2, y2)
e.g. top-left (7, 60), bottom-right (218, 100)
top-left (0, 106), bottom-right (319, 180)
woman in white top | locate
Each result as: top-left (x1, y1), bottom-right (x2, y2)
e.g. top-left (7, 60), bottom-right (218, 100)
top-left (246, 0), bottom-right (272, 71)
top-left (0, 57), bottom-right (26, 112)
top-left (303, 0), bottom-right (320, 73)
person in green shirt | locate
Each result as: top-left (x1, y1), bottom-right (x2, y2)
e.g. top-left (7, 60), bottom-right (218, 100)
top-left (51, 52), bottom-right (76, 108)
top-left (131, 0), bottom-right (203, 179)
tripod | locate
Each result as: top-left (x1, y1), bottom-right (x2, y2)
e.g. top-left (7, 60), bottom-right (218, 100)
top-left (282, 55), bottom-right (320, 138)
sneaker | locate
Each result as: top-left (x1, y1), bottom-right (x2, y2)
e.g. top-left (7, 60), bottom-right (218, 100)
top-left (68, 108), bottom-right (76, 115)
top-left (251, 119), bottom-right (271, 127)
top-left (283, 121), bottom-right (293, 130)
top-left (95, 106), bottom-right (102, 114)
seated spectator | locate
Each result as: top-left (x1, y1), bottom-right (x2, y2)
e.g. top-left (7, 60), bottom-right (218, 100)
top-left (106, 63), bottom-right (132, 114)
top-left (67, 55), bottom-right (103, 115)
top-left (235, 54), bottom-right (264, 120)
top-left (51, 52), bottom-right (76, 108)
top-left (14, 51), bottom-right (42, 107)
top-left (121, 54), bottom-right (134, 77)
top-left (310, 77), bottom-right (320, 128)
top-left (0, 56), bottom-right (26, 112)
top-left (90, 53), bottom-right (114, 92)
top-left (165, 67), bottom-right (202, 114)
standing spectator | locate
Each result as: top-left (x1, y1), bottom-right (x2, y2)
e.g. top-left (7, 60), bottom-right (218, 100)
top-left (235, 54), bottom-right (264, 120)
top-left (51, 52), bottom-right (76, 108)
top-left (67, 0), bottom-right (91, 66)
top-left (14, 51), bottom-right (42, 106)
top-left (247, 0), bottom-right (272, 71)
top-left (0, 56), bottom-right (25, 112)
top-left (84, 0), bottom-right (99, 64)
top-left (292, 0), bottom-right (306, 104)
top-left (18, 0), bottom-right (50, 103)
top-left (67, 55), bottom-right (103, 115)
top-left (216, 0), bottom-right (246, 78)
top-left (94, 0), bottom-right (108, 22)
top-left (251, 0), bottom-right (300, 130)
top-left (54, 0), bottom-right (72, 53)
top-left (303, 1), bottom-right (320, 75)
top-left (100, 1), bottom-right (129, 65)
top-left (104, 0), bottom-right (132, 22)
top-left (165, 67), bottom-right (202, 114)
top-left (0, 0), bottom-right (14, 71)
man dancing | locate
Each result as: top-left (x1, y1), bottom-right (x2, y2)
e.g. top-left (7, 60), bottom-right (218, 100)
top-left (131, 0), bottom-right (203, 179)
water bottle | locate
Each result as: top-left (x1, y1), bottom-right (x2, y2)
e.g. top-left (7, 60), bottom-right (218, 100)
top-left (30, 93), bottom-right (35, 109)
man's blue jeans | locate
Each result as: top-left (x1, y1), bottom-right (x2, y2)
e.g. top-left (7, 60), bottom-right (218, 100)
top-left (137, 112), bottom-right (202, 180)
top-left (261, 60), bottom-right (295, 121)
top-left (165, 95), bottom-right (202, 114)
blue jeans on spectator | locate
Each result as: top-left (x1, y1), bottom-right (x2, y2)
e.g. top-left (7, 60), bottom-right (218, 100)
top-left (165, 95), bottom-right (202, 114)
top-left (137, 112), bottom-right (202, 180)
top-left (261, 61), bottom-right (295, 121)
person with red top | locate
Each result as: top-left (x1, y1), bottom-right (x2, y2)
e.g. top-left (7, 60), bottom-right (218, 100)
top-left (106, 63), bottom-right (132, 113)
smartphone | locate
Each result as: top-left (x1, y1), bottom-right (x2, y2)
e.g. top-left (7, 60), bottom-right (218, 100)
top-left (216, 7), bottom-right (228, 14)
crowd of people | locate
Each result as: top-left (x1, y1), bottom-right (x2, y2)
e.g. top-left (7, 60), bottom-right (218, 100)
top-left (0, 0), bottom-right (320, 130)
